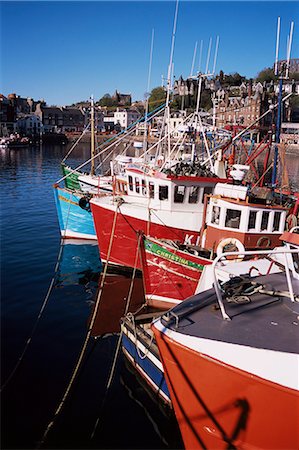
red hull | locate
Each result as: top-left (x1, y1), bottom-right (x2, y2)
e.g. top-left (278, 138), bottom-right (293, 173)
top-left (91, 202), bottom-right (201, 270)
top-left (153, 328), bottom-right (299, 449)
top-left (141, 237), bottom-right (212, 309)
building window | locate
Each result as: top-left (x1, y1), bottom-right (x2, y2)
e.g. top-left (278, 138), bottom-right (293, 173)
top-left (248, 210), bottom-right (257, 230)
top-left (273, 211), bottom-right (281, 231)
top-left (149, 182), bottom-right (155, 199)
top-left (128, 175), bottom-right (133, 191)
top-left (261, 211), bottom-right (269, 231)
top-left (159, 185), bottom-right (168, 200)
top-left (135, 178), bottom-right (140, 193)
top-left (174, 185), bottom-right (185, 203)
top-left (225, 209), bottom-right (241, 229)
top-left (188, 186), bottom-right (199, 204)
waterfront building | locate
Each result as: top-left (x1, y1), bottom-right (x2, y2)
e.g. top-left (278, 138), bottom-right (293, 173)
top-left (16, 114), bottom-right (43, 136)
top-left (114, 108), bottom-right (140, 129)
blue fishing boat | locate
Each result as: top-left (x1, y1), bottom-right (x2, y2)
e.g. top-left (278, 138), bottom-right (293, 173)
top-left (121, 312), bottom-right (171, 406)
top-left (53, 185), bottom-right (97, 240)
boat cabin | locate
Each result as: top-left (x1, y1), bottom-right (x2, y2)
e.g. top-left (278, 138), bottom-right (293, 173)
top-left (114, 166), bottom-right (221, 213)
top-left (204, 182), bottom-right (288, 254)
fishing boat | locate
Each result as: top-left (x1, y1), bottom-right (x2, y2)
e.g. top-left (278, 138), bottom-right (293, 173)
top-left (121, 230), bottom-right (288, 408)
top-left (121, 311), bottom-right (171, 406)
top-left (152, 230), bottom-right (299, 449)
top-left (140, 164), bottom-right (296, 309)
top-left (90, 159), bottom-right (224, 269)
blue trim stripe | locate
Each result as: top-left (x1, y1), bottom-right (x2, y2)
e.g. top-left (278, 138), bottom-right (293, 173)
top-left (122, 334), bottom-right (170, 401)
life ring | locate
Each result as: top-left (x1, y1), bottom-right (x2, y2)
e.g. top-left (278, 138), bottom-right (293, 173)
top-left (216, 238), bottom-right (245, 262)
top-left (79, 196), bottom-right (91, 212)
top-left (257, 236), bottom-right (271, 248)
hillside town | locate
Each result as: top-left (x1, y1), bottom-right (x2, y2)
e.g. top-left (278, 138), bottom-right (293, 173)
top-left (1, 60), bottom-right (299, 147)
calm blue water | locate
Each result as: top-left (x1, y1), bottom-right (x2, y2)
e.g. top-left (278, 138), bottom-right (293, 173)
top-left (1, 144), bottom-right (181, 450)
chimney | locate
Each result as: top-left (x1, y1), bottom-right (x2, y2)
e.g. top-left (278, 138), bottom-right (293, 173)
top-left (248, 79), bottom-right (252, 97)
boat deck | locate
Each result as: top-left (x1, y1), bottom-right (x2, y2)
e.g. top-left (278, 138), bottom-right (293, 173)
top-left (161, 272), bottom-right (299, 354)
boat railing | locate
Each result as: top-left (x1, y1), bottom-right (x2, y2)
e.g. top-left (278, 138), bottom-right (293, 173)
top-left (212, 247), bottom-right (299, 320)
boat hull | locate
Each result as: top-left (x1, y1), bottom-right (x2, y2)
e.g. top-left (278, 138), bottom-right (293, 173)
top-left (61, 163), bottom-right (82, 190)
top-left (141, 237), bottom-right (211, 309)
top-left (91, 200), bottom-right (201, 270)
top-left (121, 317), bottom-right (171, 405)
top-left (53, 186), bottom-right (97, 240)
top-left (153, 324), bottom-right (299, 450)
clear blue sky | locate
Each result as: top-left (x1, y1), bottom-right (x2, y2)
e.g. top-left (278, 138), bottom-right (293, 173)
top-left (1, 1), bottom-right (298, 106)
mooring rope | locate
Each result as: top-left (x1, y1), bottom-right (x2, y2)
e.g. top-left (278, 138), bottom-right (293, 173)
top-left (62, 123), bottom-right (91, 163)
top-left (37, 202), bottom-right (120, 448)
top-left (1, 191), bottom-right (74, 393)
top-left (90, 233), bottom-right (143, 440)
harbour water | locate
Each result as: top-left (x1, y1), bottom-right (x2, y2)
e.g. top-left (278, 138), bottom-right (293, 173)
top-left (1, 144), bottom-right (183, 450)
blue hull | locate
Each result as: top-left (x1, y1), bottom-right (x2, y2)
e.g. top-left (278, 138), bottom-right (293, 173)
top-left (53, 186), bottom-right (97, 240)
top-left (121, 319), bottom-right (171, 405)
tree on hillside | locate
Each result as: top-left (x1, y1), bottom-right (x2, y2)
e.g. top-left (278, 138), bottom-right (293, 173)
top-left (98, 94), bottom-right (117, 107)
top-left (256, 67), bottom-right (276, 83)
top-left (148, 87), bottom-right (166, 112)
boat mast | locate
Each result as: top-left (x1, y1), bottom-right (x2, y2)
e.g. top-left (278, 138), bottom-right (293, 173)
top-left (271, 19), bottom-right (294, 187)
top-left (159, 0), bottom-right (179, 162)
top-left (144, 29), bottom-right (155, 154)
top-left (90, 95), bottom-right (95, 176)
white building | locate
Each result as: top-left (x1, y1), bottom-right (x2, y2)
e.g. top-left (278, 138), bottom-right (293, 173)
top-left (16, 115), bottom-right (43, 135)
top-left (114, 108), bottom-right (140, 129)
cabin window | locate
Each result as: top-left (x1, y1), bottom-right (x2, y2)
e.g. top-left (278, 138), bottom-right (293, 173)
top-left (188, 186), bottom-right (199, 204)
top-left (261, 211), bottom-right (269, 231)
top-left (202, 186), bottom-right (213, 203)
top-left (149, 182), bottom-right (155, 199)
top-left (142, 179), bottom-right (147, 195)
top-left (128, 175), bottom-right (133, 191)
top-left (159, 185), bottom-right (168, 201)
top-left (135, 178), bottom-right (140, 193)
top-left (211, 206), bottom-right (220, 224)
top-left (273, 211), bottom-right (281, 231)
top-left (248, 210), bottom-right (257, 230)
top-left (225, 209), bottom-right (241, 229)
top-left (174, 185), bottom-right (185, 203)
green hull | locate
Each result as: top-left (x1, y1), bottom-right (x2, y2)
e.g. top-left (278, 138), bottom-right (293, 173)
top-left (61, 163), bottom-right (81, 190)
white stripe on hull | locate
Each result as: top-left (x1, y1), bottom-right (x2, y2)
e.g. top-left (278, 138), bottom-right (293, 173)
top-left (145, 294), bottom-right (181, 305)
top-left (154, 319), bottom-right (299, 391)
top-left (61, 229), bottom-right (97, 240)
top-left (122, 348), bottom-right (171, 404)
top-left (122, 326), bottom-right (164, 371)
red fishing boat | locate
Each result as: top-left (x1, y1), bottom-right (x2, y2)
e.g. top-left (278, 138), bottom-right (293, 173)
top-left (90, 162), bottom-right (224, 270)
top-left (140, 164), bottom-right (295, 309)
top-left (152, 232), bottom-right (299, 449)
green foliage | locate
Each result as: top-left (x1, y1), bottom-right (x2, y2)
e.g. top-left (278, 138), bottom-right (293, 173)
top-left (255, 67), bottom-right (276, 83)
top-left (98, 94), bottom-right (117, 107)
top-left (148, 87), bottom-right (166, 112)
